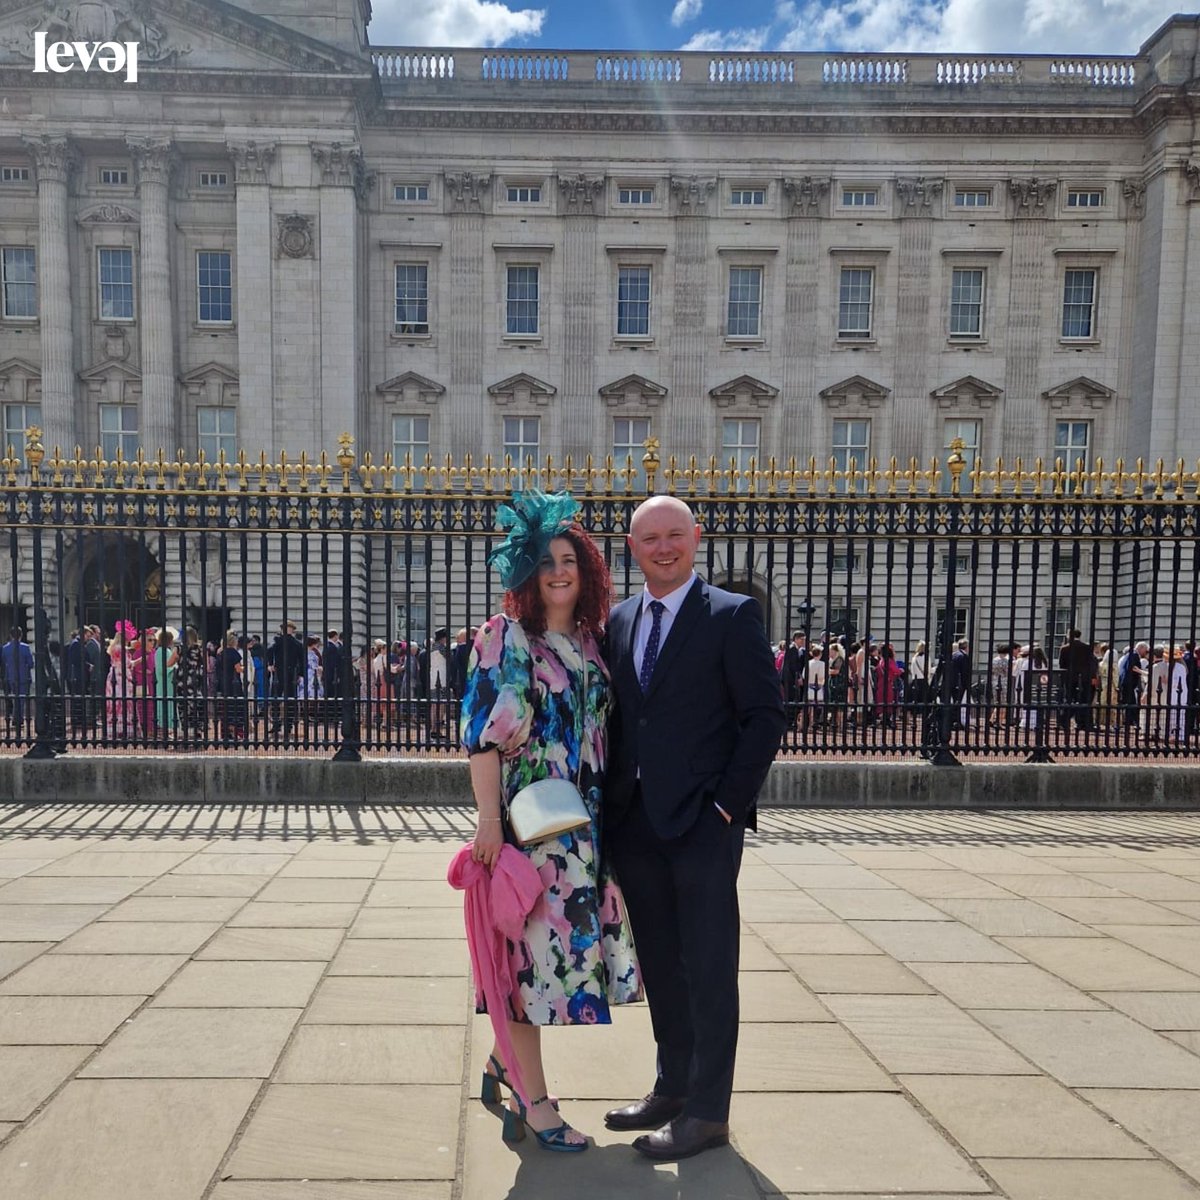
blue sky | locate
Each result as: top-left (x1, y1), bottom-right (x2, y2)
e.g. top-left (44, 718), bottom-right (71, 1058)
top-left (367, 1), bottom-right (1186, 55)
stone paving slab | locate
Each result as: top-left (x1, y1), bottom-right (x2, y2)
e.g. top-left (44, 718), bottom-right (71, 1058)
top-left (2, 805), bottom-right (1200, 1198)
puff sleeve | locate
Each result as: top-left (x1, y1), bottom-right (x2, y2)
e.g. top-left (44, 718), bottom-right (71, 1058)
top-left (459, 614), bottom-right (535, 756)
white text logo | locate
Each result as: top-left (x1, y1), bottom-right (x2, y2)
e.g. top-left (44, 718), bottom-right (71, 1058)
top-left (32, 31), bottom-right (139, 83)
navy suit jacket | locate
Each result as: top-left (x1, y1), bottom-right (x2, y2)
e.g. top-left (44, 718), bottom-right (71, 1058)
top-left (605, 578), bottom-right (786, 839)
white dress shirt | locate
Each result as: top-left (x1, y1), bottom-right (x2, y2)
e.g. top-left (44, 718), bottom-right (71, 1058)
top-left (633, 572), bottom-right (697, 680)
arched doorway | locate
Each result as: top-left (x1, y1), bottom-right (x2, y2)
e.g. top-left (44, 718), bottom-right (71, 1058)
top-left (65, 534), bottom-right (164, 635)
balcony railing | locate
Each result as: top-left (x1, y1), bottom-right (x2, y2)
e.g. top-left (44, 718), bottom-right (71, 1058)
top-left (371, 47), bottom-right (1142, 92)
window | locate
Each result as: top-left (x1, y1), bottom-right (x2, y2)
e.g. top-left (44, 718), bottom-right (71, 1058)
top-left (954, 189), bottom-right (991, 207)
top-left (395, 599), bottom-right (429, 645)
top-left (394, 263), bottom-right (429, 334)
top-left (197, 171), bottom-right (228, 188)
top-left (730, 188), bottom-right (766, 206)
top-left (939, 552), bottom-right (972, 573)
top-left (1066, 189), bottom-right (1104, 208)
top-left (505, 266), bottom-right (540, 336)
top-left (99, 404), bottom-right (138, 460)
top-left (842, 189), bottom-right (878, 207)
top-left (1, 248), bottom-right (36, 320)
top-left (722, 418), bottom-right (760, 491)
top-left (197, 407), bottom-right (237, 460)
top-left (828, 606), bottom-right (861, 639)
top-left (1054, 420), bottom-right (1091, 471)
top-left (0, 166), bottom-right (30, 183)
top-left (506, 185), bottom-right (541, 203)
top-left (503, 415), bottom-right (540, 465)
top-left (935, 606), bottom-right (972, 643)
top-left (3, 403), bottom-right (40, 454)
top-left (832, 419), bottom-right (870, 488)
top-left (1061, 269), bottom-right (1097, 339)
top-left (392, 414), bottom-right (431, 466)
top-left (99, 167), bottom-right (128, 185)
top-left (616, 266), bottom-right (651, 337)
top-left (393, 183), bottom-right (429, 202)
top-left (838, 267), bottom-right (874, 340)
top-left (949, 268), bottom-right (985, 339)
top-left (943, 419), bottom-right (982, 486)
top-left (613, 416), bottom-right (650, 488)
top-left (831, 552), bottom-right (863, 573)
top-left (618, 187), bottom-right (654, 205)
top-left (1047, 604), bottom-right (1075, 653)
top-left (726, 266), bottom-right (762, 338)
top-left (97, 247), bottom-right (134, 320)
top-left (196, 251), bottom-right (233, 324)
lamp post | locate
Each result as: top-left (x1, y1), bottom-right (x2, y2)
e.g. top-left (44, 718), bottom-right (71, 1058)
top-left (795, 597), bottom-right (814, 637)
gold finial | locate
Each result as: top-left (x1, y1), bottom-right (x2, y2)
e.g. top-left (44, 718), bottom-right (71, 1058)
top-left (642, 436), bottom-right (661, 494)
top-left (946, 436), bottom-right (966, 495)
top-left (24, 425), bottom-right (44, 474)
top-left (336, 432), bottom-right (355, 488)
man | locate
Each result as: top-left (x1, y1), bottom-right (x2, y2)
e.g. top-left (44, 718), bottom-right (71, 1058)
top-left (85, 625), bottom-right (104, 732)
top-left (950, 638), bottom-right (972, 728)
top-left (63, 628), bottom-right (90, 735)
top-left (1058, 628), bottom-right (1094, 732)
top-left (420, 628), bottom-right (451, 742)
top-left (266, 620), bottom-right (304, 736)
top-left (323, 630), bottom-right (344, 700)
top-left (449, 627), bottom-right (471, 699)
top-left (0, 627), bottom-right (35, 736)
top-left (603, 495), bottom-right (785, 1161)
top-left (780, 629), bottom-right (806, 729)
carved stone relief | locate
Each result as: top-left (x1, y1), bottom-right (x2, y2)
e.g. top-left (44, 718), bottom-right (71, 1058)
top-left (276, 213), bottom-right (315, 260)
top-left (896, 176), bottom-right (944, 214)
top-left (19, 135), bottom-right (78, 186)
top-left (669, 175), bottom-right (717, 215)
top-left (1184, 160), bottom-right (1200, 204)
top-left (1121, 177), bottom-right (1146, 218)
top-left (445, 172), bottom-right (492, 213)
top-left (558, 174), bottom-right (605, 213)
top-left (77, 204), bottom-right (137, 225)
top-left (4, 2), bottom-right (190, 65)
top-left (783, 176), bottom-right (830, 218)
top-left (226, 141), bottom-right (276, 187)
top-left (1009, 177), bottom-right (1058, 215)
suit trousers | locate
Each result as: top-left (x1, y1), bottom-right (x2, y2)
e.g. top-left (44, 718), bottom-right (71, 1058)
top-left (609, 786), bottom-right (745, 1123)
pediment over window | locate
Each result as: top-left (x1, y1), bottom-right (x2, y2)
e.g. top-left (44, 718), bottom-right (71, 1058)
top-left (376, 371), bottom-right (445, 407)
top-left (180, 362), bottom-right (239, 407)
top-left (487, 373), bottom-right (556, 408)
top-left (931, 375), bottom-right (1003, 411)
top-left (708, 375), bottom-right (779, 411)
top-left (79, 359), bottom-right (141, 406)
top-left (598, 373), bottom-right (667, 410)
top-left (1042, 376), bottom-right (1116, 410)
top-left (819, 375), bottom-right (890, 410)
top-left (0, 358), bottom-right (41, 405)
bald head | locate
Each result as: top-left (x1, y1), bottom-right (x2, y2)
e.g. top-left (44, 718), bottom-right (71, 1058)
top-left (628, 495), bottom-right (701, 597)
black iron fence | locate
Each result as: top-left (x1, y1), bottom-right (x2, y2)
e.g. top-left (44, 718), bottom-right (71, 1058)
top-left (2, 430), bottom-right (1199, 763)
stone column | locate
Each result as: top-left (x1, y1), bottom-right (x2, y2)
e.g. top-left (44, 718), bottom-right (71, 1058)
top-left (311, 143), bottom-right (368, 455)
top-left (21, 135), bottom-right (78, 453)
top-left (228, 141), bottom-right (276, 454)
top-left (892, 177), bottom-right (943, 464)
top-left (669, 176), bottom-right (716, 459)
top-left (557, 174), bottom-right (604, 461)
top-left (445, 172), bottom-right (491, 457)
top-left (1003, 179), bottom-right (1057, 449)
top-left (127, 136), bottom-right (177, 456)
top-left (782, 177), bottom-right (830, 458)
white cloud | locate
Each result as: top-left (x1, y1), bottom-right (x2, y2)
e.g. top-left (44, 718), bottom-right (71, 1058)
top-left (773, 0), bottom-right (1181, 55)
top-left (367, 0), bottom-right (546, 47)
top-left (681, 25), bottom-right (772, 51)
top-left (671, 0), bottom-right (704, 26)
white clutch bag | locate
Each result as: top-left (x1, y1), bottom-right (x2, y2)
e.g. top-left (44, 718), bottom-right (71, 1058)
top-left (507, 777), bottom-right (590, 846)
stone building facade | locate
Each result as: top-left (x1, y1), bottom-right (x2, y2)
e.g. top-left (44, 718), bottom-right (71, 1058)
top-left (0, 1), bottom-right (1199, 645)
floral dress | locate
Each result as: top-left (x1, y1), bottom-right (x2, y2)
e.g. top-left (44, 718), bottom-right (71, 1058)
top-left (460, 613), bottom-right (641, 1025)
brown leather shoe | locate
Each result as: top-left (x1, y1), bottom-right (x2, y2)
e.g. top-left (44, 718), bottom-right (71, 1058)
top-left (632, 1116), bottom-right (730, 1161)
top-left (603, 1093), bottom-right (686, 1132)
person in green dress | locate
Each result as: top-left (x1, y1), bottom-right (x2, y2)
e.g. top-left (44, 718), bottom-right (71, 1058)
top-left (154, 627), bottom-right (179, 739)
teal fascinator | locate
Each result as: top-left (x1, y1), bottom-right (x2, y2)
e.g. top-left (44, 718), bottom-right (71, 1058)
top-left (488, 489), bottom-right (582, 590)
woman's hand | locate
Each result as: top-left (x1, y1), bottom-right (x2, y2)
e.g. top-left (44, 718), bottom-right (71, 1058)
top-left (472, 816), bottom-right (504, 871)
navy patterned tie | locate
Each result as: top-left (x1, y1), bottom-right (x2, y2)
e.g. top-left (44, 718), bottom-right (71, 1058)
top-left (639, 600), bottom-right (665, 693)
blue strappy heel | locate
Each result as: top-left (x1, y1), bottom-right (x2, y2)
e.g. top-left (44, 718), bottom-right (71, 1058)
top-left (481, 1055), bottom-right (558, 1109)
top-left (501, 1094), bottom-right (588, 1153)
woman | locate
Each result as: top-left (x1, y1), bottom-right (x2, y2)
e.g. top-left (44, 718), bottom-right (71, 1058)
top-left (1014, 644), bottom-right (1047, 730)
top-left (131, 628), bottom-right (155, 740)
top-left (298, 635), bottom-right (323, 717)
top-left (825, 638), bottom-right (847, 735)
top-left (875, 642), bottom-right (903, 728)
top-left (907, 640), bottom-right (931, 713)
top-left (803, 644), bottom-right (827, 733)
top-left (214, 631), bottom-right (245, 742)
top-left (176, 626), bottom-right (207, 744)
top-left (458, 489), bottom-right (640, 1153)
top-left (104, 620), bottom-right (137, 743)
top-left (153, 627), bottom-right (179, 740)
top-left (1144, 645), bottom-right (1187, 744)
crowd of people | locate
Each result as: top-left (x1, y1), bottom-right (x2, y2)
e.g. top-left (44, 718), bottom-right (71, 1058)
top-left (773, 626), bottom-right (1200, 745)
top-left (0, 619), bottom-right (480, 747)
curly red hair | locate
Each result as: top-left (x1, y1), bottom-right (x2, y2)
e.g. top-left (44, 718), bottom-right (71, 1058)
top-left (504, 524), bottom-right (611, 636)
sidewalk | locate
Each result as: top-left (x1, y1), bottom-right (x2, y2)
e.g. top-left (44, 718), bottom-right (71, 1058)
top-left (1, 803), bottom-right (1200, 1199)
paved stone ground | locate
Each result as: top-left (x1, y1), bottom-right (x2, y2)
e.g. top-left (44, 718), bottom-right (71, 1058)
top-left (2, 804), bottom-right (1200, 1199)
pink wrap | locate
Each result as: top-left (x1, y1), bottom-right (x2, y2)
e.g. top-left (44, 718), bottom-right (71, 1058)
top-left (447, 843), bottom-right (544, 1103)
